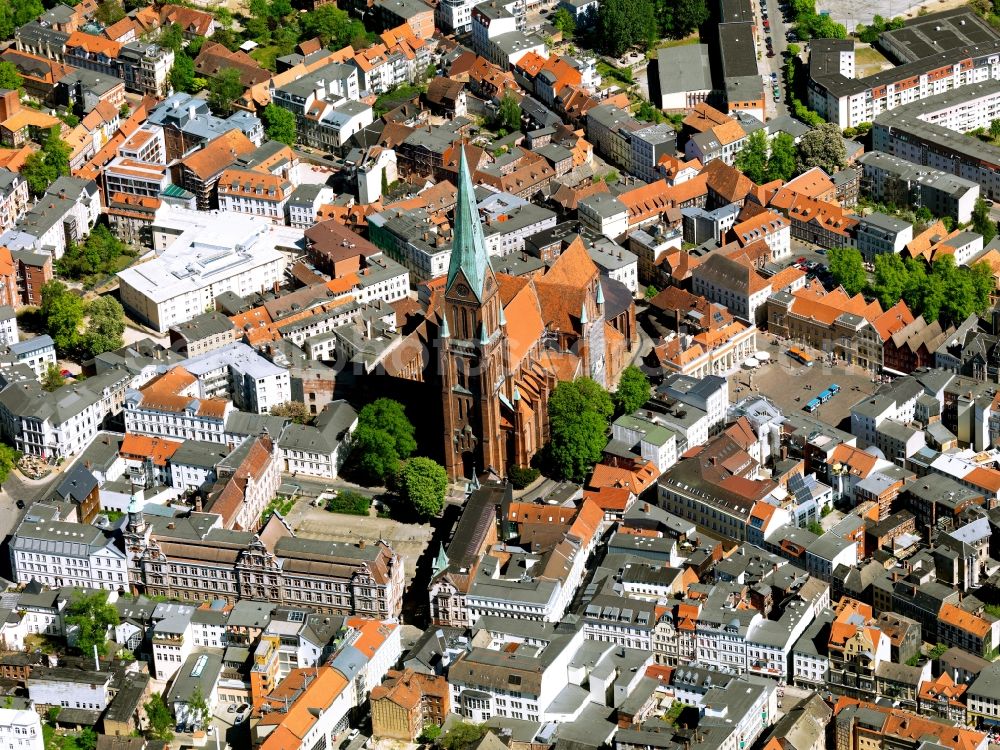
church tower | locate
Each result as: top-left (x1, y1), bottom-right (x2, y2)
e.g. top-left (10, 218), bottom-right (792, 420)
top-left (439, 150), bottom-right (506, 481)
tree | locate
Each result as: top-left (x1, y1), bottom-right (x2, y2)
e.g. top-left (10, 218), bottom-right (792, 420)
top-left (419, 725), bottom-right (442, 743)
top-left (82, 295), bottom-right (126, 357)
top-left (41, 363), bottom-right (63, 392)
top-left (20, 151), bottom-right (56, 196)
top-left (188, 685), bottom-right (209, 730)
top-left (613, 365), bottom-right (650, 416)
top-left (547, 377), bottom-right (614, 482)
top-left (400, 456), bottom-right (448, 518)
top-left (350, 426), bottom-right (401, 485)
top-left (597, 0), bottom-right (656, 56)
top-left (735, 129), bottom-right (768, 184)
top-left (497, 93), bottom-right (521, 133)
top-left (262, 103), bottom-right (296, 146)
top-left (41, 280), bottom-right (84, 353)
top-left (440, 722), bottom-right (487, 750)
top-left (553, 6), bottom-right (576, 36)
top-left (635, 99), bottom-right (666, 124)
top-left (157, 22), bottom-right (184, 53)
top-left (144, 694), bottom-right (174, 742)
top-left (170, 53), bottom-right (197, 94)
top-left (973, 198), bottom-right (998, 244)
top-left (94, 0), bottom-right (125, 25)
top-left (11, 0), bottom-right (43, 28)
top-left (807, 520), bottom-right (823, 535)
top-left (0, 1), bottom-right (13, 42)
top-left (657, 0), bottom-right (709, 38)
top-left (990, 118), bottom-right (1000, 140)
top-left (797, 122), bottom-right (847, 174)
top-left (349, 399), bottom-right (417, 485)
top-left (766, 132), bottom-right (797, 182)
top-left (301, 5), bottom-right (368, 48)
top-left (871, 253), bottom-right (908, 309)
top-left (270, 401), bottom-right (310, 423)
top-left (915, 206), bottom-right (933, 223)
top-left (64, 591), bottom-right (119, 656)
top-left (0, 61), bottom-right (22, 91)
top-left (0, 443), bottom-right (17, 486)
top-left (828, 246), bottom-right (866, 296)
top-left (208, 68), bottom-right (244, 115)
top-left (77, 728), bottom-right (98, 750)
top-left (970, 261), bottom-right (994, 315)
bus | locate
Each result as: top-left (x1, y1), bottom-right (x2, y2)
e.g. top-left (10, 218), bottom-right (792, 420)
top-left (788, 346), bottom-right (814, 367)
top-left (828, 383), bottom-right (841, 396)
top-left (804, 398), bottom-right (821, 412)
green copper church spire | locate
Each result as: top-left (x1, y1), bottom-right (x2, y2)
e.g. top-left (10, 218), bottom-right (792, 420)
top-left (446, 148), bottom-right (491, 300)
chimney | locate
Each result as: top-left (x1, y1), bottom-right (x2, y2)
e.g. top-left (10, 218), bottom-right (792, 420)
top-left (359, 538), bottom-right (366, 549)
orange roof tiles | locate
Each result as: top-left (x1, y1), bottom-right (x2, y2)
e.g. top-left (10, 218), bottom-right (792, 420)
top-left (830, 443), bottom-right (879, 478)
top-left (259, 667), bottom-right (349, 750)
top-left (963, 466), bottom-right (1000, 494)
top-left (120, 433), bottom-right (182, 466)
top-left (939, 602), bottom-right (991, 638)
top-left (588, 460), bottom-right (658, 494)
top-left (138, 367), bottom-right (229, 418)
top-left (833, 698), bottom-right (986, 750)
top-left (182, 129), bottom-right (255, 180)
top-left (66, 31), bottom-right (122, 57)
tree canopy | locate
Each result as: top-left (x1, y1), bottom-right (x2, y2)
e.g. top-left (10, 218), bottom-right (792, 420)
top-left (597, 0), bottom-right (656, 56)
top-left (972, 198), bottom-right (998, 244)
top-left (496, 93), bottom-right (521, 133)
top-left (655, 0), bottom-right (709, 39)
top-left (144, 694), bottom-right (174, 742)
top-left (41, 280), bottom-right (84, 353)
top-left (270, 401), bottom-right (311, 423)
top-left (208, 68), bottom-right (244, 115)
top-left (613, 366), bottom-right (651, 416)
top-left (735, 130), bottom-right (768, 184)
top-left (440, 722), bottom-right (487, 750)
top-left (553, 7), bottom-right (576, 35)
top-left (797, 123), bottom-right (847, 174)
top-left (871, 253), bottom-right (993, 326)
top-left (827, 247), bottom-right (866, 296)
top-left (547, 378), bottom-right (614, 482)
top-left (0, 61), bottom-right (22, 91)
top-left (400, 456), bottom-right (448, 518)
top-left (82, 295), bottom-right (126, 358)
top-left (169, 53), bottom-right (198, 94)
top-left (262, 103), bottom-right (297, 146)
top-left (766, 133), bottom-right (797, 182)
top-left (20, 128), bottom-right (70, 196)
top-left (349, 398), bottom-right (417, 485)
top-left (64, 591), bottom-right (119, 656)
top-left (300, 5), bottom-right (370, 49)
top-left (55, 223), bottom-right (135, 281)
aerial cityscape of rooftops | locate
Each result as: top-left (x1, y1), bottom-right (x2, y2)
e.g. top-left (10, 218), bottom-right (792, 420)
top-left (11, 0), bottom-right (1000, 747)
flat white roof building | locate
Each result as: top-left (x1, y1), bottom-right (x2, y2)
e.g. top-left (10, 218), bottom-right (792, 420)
top-left (118, 207), bottom-right (301, 332)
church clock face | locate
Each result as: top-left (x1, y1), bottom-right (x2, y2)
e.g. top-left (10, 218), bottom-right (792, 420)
top-left (456, 283), bottom-right (469, 296)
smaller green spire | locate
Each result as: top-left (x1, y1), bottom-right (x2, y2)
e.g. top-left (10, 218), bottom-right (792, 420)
top-left (479, 321), bottom-right (489, 346)
top-left (439, 310), bottom-right (450, 338)
top-left (580, 300), bottom-right (589, 325)
top-left (596, 280), bottom-right (605, 306)
top-left (499, 305), bottom-right (507, 327)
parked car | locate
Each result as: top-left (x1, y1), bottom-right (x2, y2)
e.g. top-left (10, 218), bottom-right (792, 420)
top-left (348, 730), bottom-right (361, 742)
top-left (15, 500), bottom-right (24, 509)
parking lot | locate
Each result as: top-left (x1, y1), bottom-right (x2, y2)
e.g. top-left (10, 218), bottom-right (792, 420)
top-left (731, 335), bottom-right (881, 429)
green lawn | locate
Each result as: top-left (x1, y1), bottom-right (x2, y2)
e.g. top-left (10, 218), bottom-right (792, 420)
top-left (853, 45), bottom-right (892, 76)
top-left (648, 33), bottom-right (701, 57)
top-left (250, 45), bottom-right (282, 72)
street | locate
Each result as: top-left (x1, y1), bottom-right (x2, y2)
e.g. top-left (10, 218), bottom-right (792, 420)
top-left (762, 0), bottom-right (790, 119)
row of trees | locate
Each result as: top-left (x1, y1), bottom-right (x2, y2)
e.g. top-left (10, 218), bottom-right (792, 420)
top-left (546, 366), bottom-right (650, 482)
top-left (593, 0), bottom-right (709, 56)
top-left (827, 247), bottom-right (994, 327)
top-left (41, 281), bottom-right (126, 358)
top-left (783, 44), bottom-right (824, 127)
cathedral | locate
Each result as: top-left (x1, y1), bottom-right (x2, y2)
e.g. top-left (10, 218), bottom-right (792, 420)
top-left (434, 152), bottom-right (636, 480)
